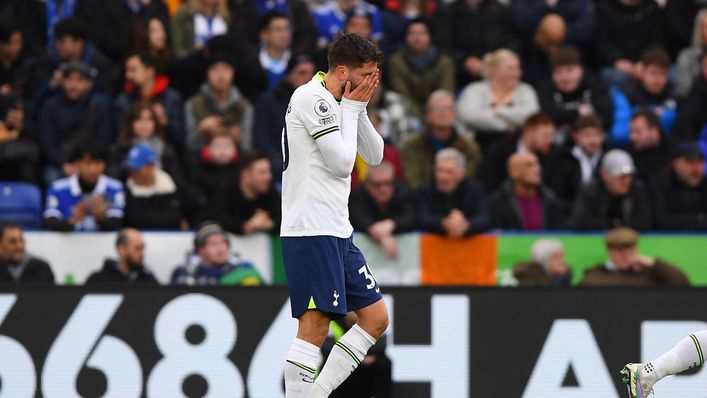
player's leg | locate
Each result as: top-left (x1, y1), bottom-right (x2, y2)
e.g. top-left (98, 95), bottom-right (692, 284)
top-left (282, 236), bottom-right (348, 398)
top-left (621, 330), bottom-right (707, 397)
top-left (309, 238), bottom-right (388, 398)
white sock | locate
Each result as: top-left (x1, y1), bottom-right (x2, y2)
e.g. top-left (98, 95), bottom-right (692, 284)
top-left (284, 338), bottom-right (319, 398)
top-left (647, 330), bottom-right (707, 380)
top-left (308, 324), bottom-right (376, 398)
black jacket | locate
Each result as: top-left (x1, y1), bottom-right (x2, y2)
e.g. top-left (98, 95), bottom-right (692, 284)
top-left (537, 74), bottom-right (614, 132)
top-left (0, 256), bottom-right (54, 283)
top-left (253, 79), bottom-right (295, 181)
top-left (416, 178), bottom-right (491, 234)
top-left (570, 178), bottom-right (652, 230)
top-left (478, 134), bottom-right (553, 192)
top-left (213, 185), bottom-right (281, 235)
top-left (85, 259), bottom-right (159, 284)
top-left (594, 0), bottom-right (665, 66)
top-left (489, 181), bottom-right (568, 230)
top-left (674, 77), bottom-right (707, 142)
top-left (626, 140), bottom-right (672, 186)
top-left (544, 145), bottom-right (604, 204)
top-left (651, 168), bottom-right (707, 230)
top-left (349, 181), bottom-right (416, 233)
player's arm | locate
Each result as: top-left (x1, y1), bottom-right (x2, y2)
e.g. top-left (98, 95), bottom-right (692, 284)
top-left (314, 97), bottom-right (362, 178)
top-left (356, 110), bottom-right (384, 166)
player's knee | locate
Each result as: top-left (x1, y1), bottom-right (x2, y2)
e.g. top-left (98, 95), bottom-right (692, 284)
top-left (359, 309), bottom-right (389, 340)
top-left (297, 311), bottom-right (331, 346)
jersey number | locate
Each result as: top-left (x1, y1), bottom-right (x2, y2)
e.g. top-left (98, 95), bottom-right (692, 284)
top-left (282, 125), bottom-right (290, 172)
top-left (358, 264), bottom-right (377, 290)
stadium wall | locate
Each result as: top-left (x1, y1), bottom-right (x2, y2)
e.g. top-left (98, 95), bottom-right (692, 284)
top-left (0, 287), bottom-right (706, 397)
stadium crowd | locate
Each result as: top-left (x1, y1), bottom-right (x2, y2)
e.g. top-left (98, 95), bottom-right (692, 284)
top-left (0, 0), bottom-right (706, 287)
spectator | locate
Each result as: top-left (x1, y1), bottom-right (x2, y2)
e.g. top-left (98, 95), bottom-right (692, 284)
top-left (594, 0), bottom-right (665, 88)
top-left (37, 61), bottom-right (112, 183)
top-left (652, 142), bottom-right (707, 231)
top-left (401, 90), bottom-right (481, 189)
top-left (545, 114), bottom-right (607, 203)
top-left (537, 46), bottom-right (613, 138)
top-left (115, 51), bottom-right (185, 149)
top-left (613, 48), bottom-right (677, 144)
top-left (185, 53), bottom-right (253, 152)
top-left (386, 18), bottom-right (455, 118)
top-left (512, 0), bottom-right (595, 53)
top-left (44, 141), bottom-right (124, 232)
top-left (108, 101), bottom-right (182, 182)
top-left (0, 0), bottom-right (51, 53)
top-left (0, 18), bottom-right (32, 95)
top-left (626, 109), bottom-right (671, 186)
top-left (570, 149), bottom-right (652, 230)
top-left (664, 0), bottom-right (705, 59)
top-left (169, 34), bottom-right (237, 100)
top-left (349, 162), bottom-right (415, 259)
top-left (313, 0), bottom-right (383, 49)
top-left (478, 112), bottom-right (556, 192)
top-left (416, 148), bottom-right (491, 236)
top-left (229, 0), bottom-right (317, 57)
top-left (212, 151), bottom-right (281, 235)
top-left (123, 144), bottom-right (204, 229)
top-left (238, 12), bottom-right (294, 102)
top-left (85, 228), bottom-right (159, 284)
top-left (674, 10), bottom-right (707, 100)
top-left (377, 0), bottom-right (435, 56)
top-left (0, 94), bottom-right (38, 183)
top-left (489, 152), bottom-right (567, 230)
top-left (192, 129), bottom-right (239, 210)
top-left (580, 227), bottom-right (689, 286)
top-left (170, 0), bottom-right (231, 59)
top-left (0, 223), bottom-right (54, 283)
top-left (674, 52), bottom-right (707, 142)
top-left (517, 13), bottom-right (567, 87)
top-left (131, 17), bottom-right (174, 75)
top-left (432, 0), bottom-right (512, 88)
top-left (254, 54), bottom-right (315, 181)
top-left (513, 238), bottom-right (572, 286)
top-left (26, 18), bottom-right (116, 103)
top-left (75, 0), bottom-right (169, 62)
top-left (171, 222), bottom-right (264, 285)
top-left (456, 48), bottom-right (540, 151)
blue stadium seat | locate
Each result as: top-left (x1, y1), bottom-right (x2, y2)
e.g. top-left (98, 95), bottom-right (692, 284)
top-left (0, 182), bottom-right (42, 226)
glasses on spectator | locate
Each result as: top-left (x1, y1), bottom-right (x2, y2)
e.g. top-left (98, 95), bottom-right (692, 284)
top-left (368, 179), bottom-right (394, 188)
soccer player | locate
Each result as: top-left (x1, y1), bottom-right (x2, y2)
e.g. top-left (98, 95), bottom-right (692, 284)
top-left (280, 33), bottom-right (388, 398)
top-left (622, 330), bottom-right (707, 397)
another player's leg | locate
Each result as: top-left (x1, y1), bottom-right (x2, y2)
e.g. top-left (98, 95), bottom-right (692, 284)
top-left (309, 300), bottom-right (389, 398)
top-left (621, 330), bottom-right (707, 397)
top-left (284, 311), bottom-right (330, 398)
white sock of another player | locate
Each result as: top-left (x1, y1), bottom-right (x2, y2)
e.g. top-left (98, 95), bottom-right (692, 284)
top-left (284, 338), bottom-right (319, 398)
top-left (646, 330), bottom-right (707, 381)
top-left (308, 324), bottom-right (376, 398)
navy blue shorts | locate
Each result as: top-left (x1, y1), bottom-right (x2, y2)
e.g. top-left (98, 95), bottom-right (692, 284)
top-left (282, 235), bottom-right (382, 319)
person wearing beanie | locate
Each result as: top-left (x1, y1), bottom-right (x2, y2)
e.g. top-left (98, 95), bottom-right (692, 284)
top-left (513, 238), bottom-right (572, 286)
top-left (570, 148), bottom-right (652, 230)
top-left (580, 227), bottom-right (688, 286)
top-left (170, 222), bottom-right (263, 285)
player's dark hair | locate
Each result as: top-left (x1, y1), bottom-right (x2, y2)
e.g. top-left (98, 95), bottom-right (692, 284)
top-left (575, 114), bottom-right (605, 131)
top-left (550, 46), bottom-right (582, 68)
top-left (0, 18), bottom-right (22, 43)
top-left (641, 47), bottom-right (671, 69)
top-left (238, 150), bottom-right (269, 174)
top-left (126, 51), bottom-right (157, 70)
top-left (327, 33), bottom-right (384, 70)
top-left (631, 108), bottom-right (661, 130)
top-left (259, 11), bottom-right (289, 33)
top-left (0, 222), bottom-right (21, 241)
top-left (70, 140), bottom-right (108, 162)
top-left (54, 17), bottom-right (88, 41)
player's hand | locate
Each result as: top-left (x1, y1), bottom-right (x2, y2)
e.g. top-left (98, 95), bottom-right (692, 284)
top-left (343, 71), bottom-right (379, 103)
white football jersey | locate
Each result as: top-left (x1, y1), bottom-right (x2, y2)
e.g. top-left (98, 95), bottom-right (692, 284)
top-left (281, 72), bottom-right (354, 238)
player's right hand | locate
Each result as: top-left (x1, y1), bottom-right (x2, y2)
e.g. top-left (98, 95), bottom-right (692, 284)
top-left (343, 71), bottom-right (379, 103)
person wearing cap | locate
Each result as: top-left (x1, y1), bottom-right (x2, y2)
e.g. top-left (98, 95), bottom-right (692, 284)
top-left (580, 227), bottom-right (689, 286)
top-left (570, 148), bottom-right (652, 230)
top-left (44, 140), bottom-right (124, 232)
top-left (85, 228), bottom-right (159, 284)
top-left (123, 144), bottom-right (205, 229)
top-left (170, 222), bottom-right (263, 285)
top-left (513, 238), bottom-right (572, 286)
top-left (115, 51), bottom-right (185, 149)
top-left (651, 141), bottom-right (707, 230)
top-left (37, 60), bottom-right (113, 184)
top-left (254, 54), bottom-right (315, 182)
top-left (626, 109), bottom-right (672, 186)
top-left (184, 52), bottom-right (253, 153)
top-left (545, 114), bottom-right (607, 204)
